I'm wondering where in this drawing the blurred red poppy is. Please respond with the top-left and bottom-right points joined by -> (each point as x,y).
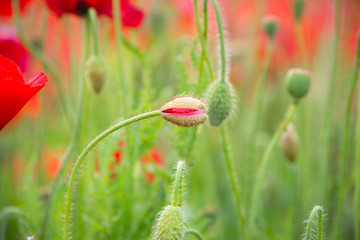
141,148 -> 164,183
0,55 -> 48,131
0,0 -> 32,17
0,26 -> 29,73
45,0 -> 144,27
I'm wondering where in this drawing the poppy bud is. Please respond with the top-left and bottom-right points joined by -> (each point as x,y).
280,123 -> 299,163
151,205 -> 186,240
262,15 -> 279,40
285,68 -> 311,100
293,0 -> 305,21
161,96 -> 208,127
85,55 -> 107,94
206,80 -> 235,127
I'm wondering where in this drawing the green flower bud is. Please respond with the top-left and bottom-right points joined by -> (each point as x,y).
85,55 -> 107,94
262,15 -> 279,40
286,68 -> 311,100
293,0 -> 305,21
206,80 -> 235,127
152,205 -> 186,240
280,123 -> 299,163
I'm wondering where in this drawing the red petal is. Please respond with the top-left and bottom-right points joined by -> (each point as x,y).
162,108 -> 203,117
0,55 -> 48,131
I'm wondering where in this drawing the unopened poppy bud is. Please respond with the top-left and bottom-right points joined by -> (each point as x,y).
286,68 -> 311,100
293,0 -> 305,21
85,55 -> 107,94
151,205 -> 186,240
206,80 -> 235,127
280,123 -> 299,163
262,15 -> 279,40
161,96 -> 208,127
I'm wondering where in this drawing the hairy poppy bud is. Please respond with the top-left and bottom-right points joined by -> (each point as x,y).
286,68 -> 311,100
161,96 -> 208,127
293,0 -> 305,21
280,123 -> 299,163
85,55 -> 107,94
151,205 -> 186,240
262,15 -> 279,40
206,80 -> 235,126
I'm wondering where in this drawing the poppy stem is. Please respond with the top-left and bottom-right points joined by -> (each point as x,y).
209,0 -> 227,83
248,102 -> 298,238
112,0 -> 129,117
39,16 -> 90,240
193,0 -> 214,82
62,110 -> 161,240
185,229 -> 204,240
354,32 -> 360,240
88,8 -> 99,56
220,125 -> 246,238
249,39 -> 274,167
321,0 -> 340,208
333,31 -> 360,240
12,0 -> 71,124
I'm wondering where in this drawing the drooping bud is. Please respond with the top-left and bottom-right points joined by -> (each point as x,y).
262,15 -> 279,40
161,96 -> 208,127
285,68 -> 311,100
293,0 -> 305,21
206,80 -> 235,127
151,205 -> 186,240
279,123 -> 299,163
151,161 -> 188,240
85,55 -> 107,94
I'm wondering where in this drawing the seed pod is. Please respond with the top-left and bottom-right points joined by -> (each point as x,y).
262,15 -> 279,40
85,55 -> 107,94
206,80 -> 235,127
280,123 -> 299,163
285,68 -> 311,100
160,96 -> 208,127
151,205 -> 186,240
293,0 -> 305,21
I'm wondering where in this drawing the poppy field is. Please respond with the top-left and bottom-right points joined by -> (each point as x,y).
1,0 -> 360,239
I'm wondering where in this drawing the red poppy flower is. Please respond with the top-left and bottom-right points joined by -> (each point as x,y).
141,148 -> 164,183
0,0 -> 32,17
0,55 -> 48,131
0,26 -> 29,73
45,0 -> 144,28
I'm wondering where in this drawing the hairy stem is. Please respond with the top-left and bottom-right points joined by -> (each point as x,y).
304,206 -> 324,240
39,16 -> 90,240
221,125 -> 246,238
193,0 -> 214,82
249,102 -> 298,237
209,0 -> 227,82
186,229 -> 203,240
62,110 -> 161,240
171,161 -> 187,207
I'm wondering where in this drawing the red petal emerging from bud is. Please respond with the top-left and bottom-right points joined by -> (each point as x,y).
161,96 -> 208,127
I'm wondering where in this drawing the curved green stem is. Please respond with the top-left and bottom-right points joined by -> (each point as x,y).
89,8 -> 99,55
333,30 -> 360,240
221,125 -> 246,237
193,0 -> 214,82
249,102 -> 298,237
39,17 -> 90,240
186,229 -> 203,240
112,0 -> 128,117
304,206 -> 324,240
209,0 -> 227,82
62,110 -> 161,240
12,0 -> 71,122
294,20 -> 307,67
